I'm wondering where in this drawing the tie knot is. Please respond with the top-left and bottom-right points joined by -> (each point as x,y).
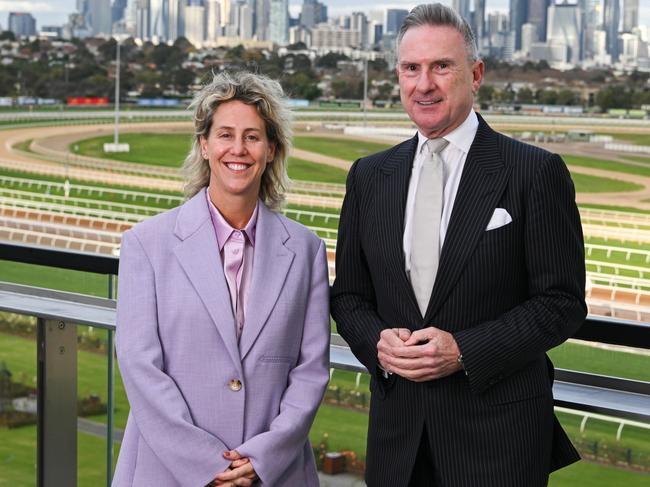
426,138 -> 448,155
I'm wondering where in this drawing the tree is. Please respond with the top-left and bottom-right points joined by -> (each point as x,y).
226,45 -> 246,61
375,83 -> 394,100
281,72 -> 320,100
98,38 -> 117,62
173,36 -> 195,55
516,87 -> 534,104
330,76 -> 363,99
0,31 -> 16,41
286,41 -> 307,51
536,89 -> 558,105
316,52 -> 349,69
173,68 -> 195,94
368,59 -> 389,72
477,84 -> 495,104
495,87 -> 515,103
628,70 -> 650,86
556,89 -> 579,106
283,53 -> 312,72
595,85 -> 633,111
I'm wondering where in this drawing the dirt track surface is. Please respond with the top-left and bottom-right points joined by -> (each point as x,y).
3,122 -> 650,209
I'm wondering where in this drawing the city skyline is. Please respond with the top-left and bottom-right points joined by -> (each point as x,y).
1,0 -> 649,33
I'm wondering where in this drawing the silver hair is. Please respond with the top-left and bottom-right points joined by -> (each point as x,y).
397,3 -> 479,61
182,70 -> 292,212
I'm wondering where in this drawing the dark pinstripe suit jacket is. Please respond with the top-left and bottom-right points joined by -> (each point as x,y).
331,114 -> 587,487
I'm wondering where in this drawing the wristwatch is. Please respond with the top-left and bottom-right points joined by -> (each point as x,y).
457,353 -> 467,375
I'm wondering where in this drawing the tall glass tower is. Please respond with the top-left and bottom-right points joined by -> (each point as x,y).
603,0 -> 620,60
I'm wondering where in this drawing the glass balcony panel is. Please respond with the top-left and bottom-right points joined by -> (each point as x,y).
0,261 -> 110,297
549,340 -> 650,383
0,312 -> 38,484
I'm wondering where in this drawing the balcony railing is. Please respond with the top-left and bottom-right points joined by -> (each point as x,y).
1,241 -> 650,486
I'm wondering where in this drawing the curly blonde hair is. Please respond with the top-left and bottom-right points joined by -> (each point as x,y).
182,70 -> 292,211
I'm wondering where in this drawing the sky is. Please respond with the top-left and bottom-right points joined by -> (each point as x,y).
0,0 -> 648,35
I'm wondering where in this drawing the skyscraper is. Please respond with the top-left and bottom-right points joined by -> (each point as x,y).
87,0 -> 112,35
8,12 -> 36,37
473,0 -> 486,48
603,0 -> 620,60
270,0 -> 289,45
255,0 -> 271,41
623,0 -> 639,32
351,12 -> 369,49
112,0 -> 128,23
221,0 -> 231,28
239,1 -> 254,39
135,0 -> 150,40
150,0 -> 169,42
509,0 -> 528,50
168,0 -> 185,40
300,0 -> 317,29
205,0 -> 221,42
547,2 -> 581,65
583,0 -> 600,59
526,0 -> 549,42
452,0 -> 471,24
184,3 -> 205,45
385,9 -> 408,36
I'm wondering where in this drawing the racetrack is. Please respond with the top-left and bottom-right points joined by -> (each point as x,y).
4,121 -> 650,210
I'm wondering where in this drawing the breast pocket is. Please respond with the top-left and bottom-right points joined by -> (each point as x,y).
259,355 -> 295,365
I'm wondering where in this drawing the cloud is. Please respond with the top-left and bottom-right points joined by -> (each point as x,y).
0,1 -> 54,13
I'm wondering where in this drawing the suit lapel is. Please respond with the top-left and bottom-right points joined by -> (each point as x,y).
239,203 -> 295,361
424,116 -> 511,323
172,190 -> 242,373
377,135 -> 422,323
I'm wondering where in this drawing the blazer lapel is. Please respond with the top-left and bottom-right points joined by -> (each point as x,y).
172,190 -> 242,372
424,116 -> 511,323
377,135 -> 422,323
239,203 -> 295,361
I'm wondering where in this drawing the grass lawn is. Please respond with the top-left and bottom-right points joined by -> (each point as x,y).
309,405 -> 369,462
550,341 -> 650,382
579,203 -> 650,215
564,154 -> 650,178
0,332 -> 130,430
571,173 -> 642,193
2,331 -> 650,484
0,262 -> 112,297
288,157 -> 348,184
0,424 -> 119,487
585,236 -> 650,268
549,460 -> 650,486
605,133 -> 650,146
622,156 -> 650,165
73,134 -> 350,184
0,166 -> 182,204
72,133 -> 191,168
293,135 -> 392,161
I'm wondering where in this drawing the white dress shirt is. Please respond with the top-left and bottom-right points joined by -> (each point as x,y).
403,110 -> 479,276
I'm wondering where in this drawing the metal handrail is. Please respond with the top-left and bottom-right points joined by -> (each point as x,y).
2,241 -> 650,485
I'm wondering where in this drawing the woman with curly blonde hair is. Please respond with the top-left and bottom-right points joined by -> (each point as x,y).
114,71 -> 330,487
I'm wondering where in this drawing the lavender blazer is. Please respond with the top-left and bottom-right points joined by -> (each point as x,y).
113,188 -> 330,487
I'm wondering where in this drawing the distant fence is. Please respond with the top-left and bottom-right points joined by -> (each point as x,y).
604,143 -> 650,155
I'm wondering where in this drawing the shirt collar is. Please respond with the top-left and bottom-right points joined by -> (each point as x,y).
206,190 -> 258,251
416,109 -> 479,157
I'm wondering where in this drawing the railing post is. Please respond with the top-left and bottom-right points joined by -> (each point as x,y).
107,273 -> 116,486
37,318 -> 77,487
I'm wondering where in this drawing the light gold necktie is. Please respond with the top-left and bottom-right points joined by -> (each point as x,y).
411,138 -> 448,317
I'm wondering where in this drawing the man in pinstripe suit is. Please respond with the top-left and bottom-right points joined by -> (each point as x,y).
331,4 -> 586,486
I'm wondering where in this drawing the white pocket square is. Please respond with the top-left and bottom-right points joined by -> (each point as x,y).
486,208 -> 512,231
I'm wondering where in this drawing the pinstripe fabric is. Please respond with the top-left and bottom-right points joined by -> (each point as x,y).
331,114 -> 586,487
